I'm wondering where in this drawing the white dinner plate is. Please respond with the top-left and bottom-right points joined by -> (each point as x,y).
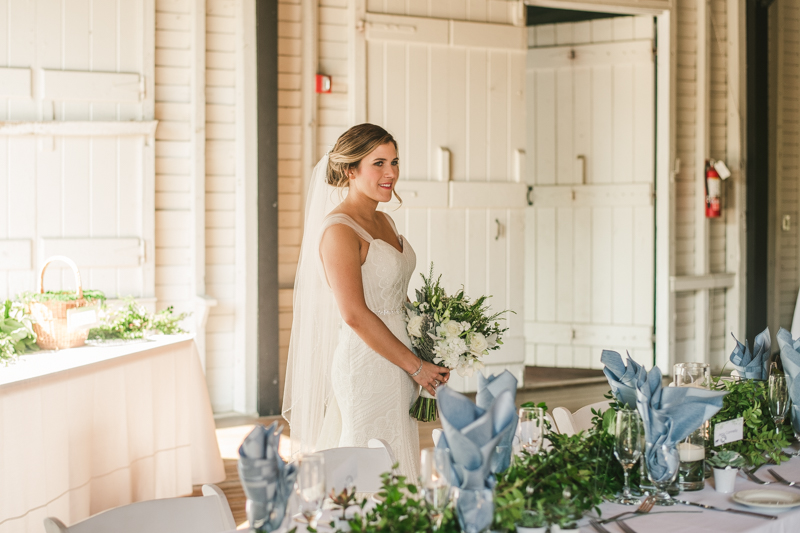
733,489 -> 800,509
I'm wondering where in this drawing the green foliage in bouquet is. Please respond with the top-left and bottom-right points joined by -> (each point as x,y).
18,289 -> 106,303
88,299 -> 189,340
0,300 -> 38,363
707,375 -> 791,468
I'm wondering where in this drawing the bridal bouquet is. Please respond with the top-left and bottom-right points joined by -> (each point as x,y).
404,264 -> 511,422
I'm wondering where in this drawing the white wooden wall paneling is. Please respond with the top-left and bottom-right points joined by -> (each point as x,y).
694,0 -> 711,367
725,0 -> 745,351
531,184 -> 653,207
235,0 -> 258,415
364,12 -> 526,50
0,241 -> 32,270
42,70 -> 143,103
526,40 -> 653,68
0,68 -> 32,98
0,121 -> 157,136
40,238 -> 144,267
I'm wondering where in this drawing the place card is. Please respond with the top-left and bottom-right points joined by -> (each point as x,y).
67,305 -> 99,331
714,417 -> 744,446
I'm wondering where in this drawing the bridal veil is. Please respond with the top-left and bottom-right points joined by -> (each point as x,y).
282,154 -> 346,456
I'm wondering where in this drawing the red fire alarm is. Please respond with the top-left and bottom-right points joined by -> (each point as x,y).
315,74 -> 332,93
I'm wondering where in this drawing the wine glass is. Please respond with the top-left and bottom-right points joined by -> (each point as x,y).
614,409 -> 644,505
519,407 -> 545,455
646,444 -> 680,506
420,447 -> 452,530
296,453 -> 326,528
768,374 -> 790,435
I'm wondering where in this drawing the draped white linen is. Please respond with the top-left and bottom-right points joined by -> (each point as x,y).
0,336 -> 224,532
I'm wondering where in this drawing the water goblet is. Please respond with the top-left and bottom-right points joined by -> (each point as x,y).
296,453 -> 326,529
420,447 -> 452,531
673,362 -> 711,389
614,408 -> 644,505
646,444 -> 680,506
768,374 -> 790,435
519,407 -> 545,455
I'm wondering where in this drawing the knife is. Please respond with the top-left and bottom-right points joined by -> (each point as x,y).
674,499 -> 777,520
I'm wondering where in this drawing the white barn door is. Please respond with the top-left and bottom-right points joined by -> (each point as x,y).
361,13 -> 528,391
525,28 -> 656,369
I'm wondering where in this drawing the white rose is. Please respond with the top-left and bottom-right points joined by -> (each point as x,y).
469,332 -> 488,354
443,320 -> 462,338
486,333 -> 498,349
473,360 -> 485,373
406,315 -> 424,337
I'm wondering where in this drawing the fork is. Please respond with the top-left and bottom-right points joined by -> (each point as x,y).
616,520 -> 638,533
768,468 -> 800,490
599,496 -> 655,524
588,518 -> 613,533
743,468 -> 776,485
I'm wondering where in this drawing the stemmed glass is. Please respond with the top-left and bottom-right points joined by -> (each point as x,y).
768,374 -> 791,435
296,453 -> 326,529
420,447 -> 452,531
614,409 -> 644,505
646,444 -> 680,506
519,407 -> 545,455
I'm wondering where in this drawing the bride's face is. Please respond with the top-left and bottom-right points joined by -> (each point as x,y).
348,142 -> 399,203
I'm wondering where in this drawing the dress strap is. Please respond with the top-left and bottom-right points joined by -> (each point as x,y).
321,213 -> 374,243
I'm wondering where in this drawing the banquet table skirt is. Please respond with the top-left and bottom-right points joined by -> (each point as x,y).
0,337 -> 225,532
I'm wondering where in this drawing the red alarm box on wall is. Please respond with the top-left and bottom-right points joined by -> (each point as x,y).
315,74 -> 332,93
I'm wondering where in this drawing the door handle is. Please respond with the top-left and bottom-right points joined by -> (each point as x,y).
527,185 -> 534,206
576,154 -> 586,184
495,218 -> 504,240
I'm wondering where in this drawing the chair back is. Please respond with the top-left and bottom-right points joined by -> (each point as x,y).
317,438 -> 396,494
43,485 -> 235,533
552,400 -> 612,436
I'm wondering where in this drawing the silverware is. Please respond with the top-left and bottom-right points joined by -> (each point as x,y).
743,468 -> 775,485
674,499 -> 777,520
588,518 -> 612,533
768,468 -> 800,489
616,520 -> 638,533
599,496 -> 655,524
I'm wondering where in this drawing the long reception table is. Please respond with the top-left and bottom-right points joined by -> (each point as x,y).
245,453 -> 800,533
0,335 -> 225,533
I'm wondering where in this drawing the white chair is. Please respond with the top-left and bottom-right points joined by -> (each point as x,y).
43,484 -> 235,533
317,438 -> 396,494
552,400 -> 612,436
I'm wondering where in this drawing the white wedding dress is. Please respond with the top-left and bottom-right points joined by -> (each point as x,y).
316,212 -> 420,481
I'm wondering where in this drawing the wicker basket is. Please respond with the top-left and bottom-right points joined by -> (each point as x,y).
29,256 -> 96,350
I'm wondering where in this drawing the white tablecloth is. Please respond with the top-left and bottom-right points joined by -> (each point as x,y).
0,336 -> 225,533
229,453 -> 800,533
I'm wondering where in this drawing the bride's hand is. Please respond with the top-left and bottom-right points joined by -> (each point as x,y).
413,361 -> 450,397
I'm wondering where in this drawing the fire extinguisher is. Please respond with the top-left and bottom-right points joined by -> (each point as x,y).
705,160 -> 721,218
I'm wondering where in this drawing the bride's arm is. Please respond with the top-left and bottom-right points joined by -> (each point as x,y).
320,224 -> 449,397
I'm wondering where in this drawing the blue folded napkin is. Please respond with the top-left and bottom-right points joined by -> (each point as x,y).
238,422 -> 297,531
601,350 -> 646,409
476,370 -> 518,473
730,327 -> 771,380
436,385 -> 516,490
635,366 -> 726,482
777,328 -> 800,437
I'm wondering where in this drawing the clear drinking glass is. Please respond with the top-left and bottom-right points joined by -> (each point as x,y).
614,409 -> 644,505
420,447 -> 452,531
296,453 -> 326,528
646,444 -> 680,506
672,362 -> 711,389
519,407 -> 545,455
677,428 -> 706,491
769,374 -> 790,434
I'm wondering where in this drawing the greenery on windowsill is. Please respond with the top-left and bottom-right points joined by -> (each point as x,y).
87,298 -> 189,341
18,289 -> 106,303
0,300 -> 38,364
707,375 -> 792,468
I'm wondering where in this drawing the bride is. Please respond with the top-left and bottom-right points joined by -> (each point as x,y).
282,123 -> 450,479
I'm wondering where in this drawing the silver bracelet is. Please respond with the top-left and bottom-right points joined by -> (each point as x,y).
409,358 -> 423,377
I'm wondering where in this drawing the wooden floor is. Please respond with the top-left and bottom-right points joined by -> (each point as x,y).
195,368 -> 611,528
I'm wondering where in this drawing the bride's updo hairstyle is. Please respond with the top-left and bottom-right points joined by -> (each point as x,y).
327,123 -> 402,204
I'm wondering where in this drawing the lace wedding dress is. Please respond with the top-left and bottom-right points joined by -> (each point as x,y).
316,212 -> 420,480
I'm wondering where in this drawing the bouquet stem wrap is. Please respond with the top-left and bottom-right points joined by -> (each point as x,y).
410,386 -> 440,422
